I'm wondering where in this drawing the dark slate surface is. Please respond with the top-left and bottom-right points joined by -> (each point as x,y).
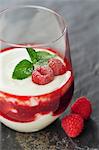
0,0 -> 99,149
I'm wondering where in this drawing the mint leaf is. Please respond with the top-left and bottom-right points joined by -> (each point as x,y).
26,48 -> 38,63
37,51 -> 55,61
12,59 -> 33,80
26,48 -> 55,64
34,51 -> 55,68
34,60 -> 48,69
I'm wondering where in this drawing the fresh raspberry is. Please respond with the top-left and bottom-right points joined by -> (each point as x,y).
61,114 -> 84,138
48,58 -> 66,75
71,97 -> 92,120
32,66 -> 54,85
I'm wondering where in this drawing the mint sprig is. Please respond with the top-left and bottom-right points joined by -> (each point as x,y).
26,48 -> 55,63
12,48 -> 55,80
12,59 -> 33,80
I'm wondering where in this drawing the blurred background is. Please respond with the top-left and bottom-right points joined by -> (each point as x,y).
0,0 -> 99,150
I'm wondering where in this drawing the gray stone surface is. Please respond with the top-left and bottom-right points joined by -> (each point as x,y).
0,0 -> 99,149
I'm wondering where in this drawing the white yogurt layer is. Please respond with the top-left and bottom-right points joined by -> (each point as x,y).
0,48 -> 71,96
0,113 -> 58,132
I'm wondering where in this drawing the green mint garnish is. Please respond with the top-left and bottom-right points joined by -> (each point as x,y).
12,48 -> 56,80
12,59 -> 33,80
26,48 -> 38,64
37,51 -> 55,61
34,59 -> 48,68
26,48 -> 55,63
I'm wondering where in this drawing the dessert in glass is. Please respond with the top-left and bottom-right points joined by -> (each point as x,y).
0,6 -> 74,132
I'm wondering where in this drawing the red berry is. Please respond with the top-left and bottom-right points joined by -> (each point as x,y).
61,114 -> 84,138
32,66 -> 54,85
71,97 -> 92,120
48,58 -> 66,75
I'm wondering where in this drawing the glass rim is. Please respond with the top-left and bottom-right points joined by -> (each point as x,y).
0,5 -> 67,48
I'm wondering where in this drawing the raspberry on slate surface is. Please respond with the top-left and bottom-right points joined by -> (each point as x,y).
61,114 -> 84,138
71,97 -> 92,120
48,58 -> 66,75
32,66 -> 54,85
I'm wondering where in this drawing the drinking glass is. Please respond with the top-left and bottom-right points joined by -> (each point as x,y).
0,5 -> 74,132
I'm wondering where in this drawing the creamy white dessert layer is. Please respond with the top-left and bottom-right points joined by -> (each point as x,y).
0,113 -> 58,132
0,48 -> 71,96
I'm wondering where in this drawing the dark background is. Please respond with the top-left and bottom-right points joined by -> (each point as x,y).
0,0 -> 99,149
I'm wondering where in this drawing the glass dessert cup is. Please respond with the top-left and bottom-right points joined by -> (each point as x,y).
0,5 -> 74,132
